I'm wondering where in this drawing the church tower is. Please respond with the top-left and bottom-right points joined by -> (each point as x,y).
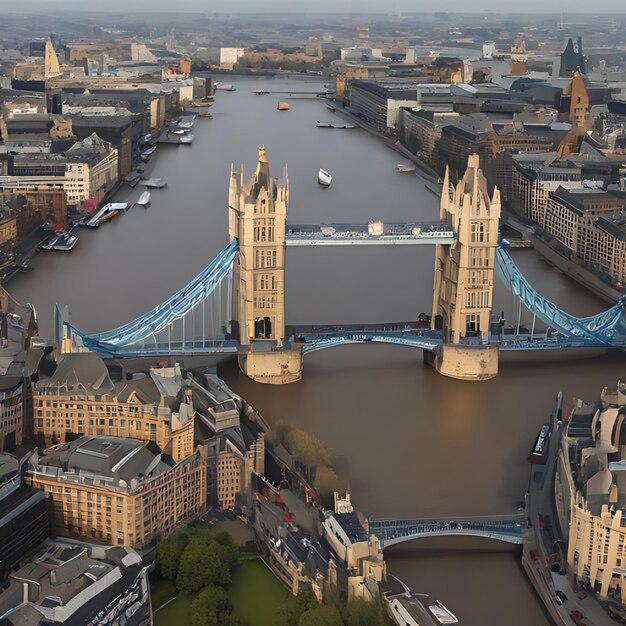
45,37 -> 61,78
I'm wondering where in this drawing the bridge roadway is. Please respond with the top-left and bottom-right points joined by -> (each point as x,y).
368,514 -> 526,548
285,222 -> 455,246
90,328 -> 611,359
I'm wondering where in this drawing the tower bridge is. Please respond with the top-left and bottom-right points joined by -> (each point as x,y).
368,514 -> 526,548
57,146 -> 626,383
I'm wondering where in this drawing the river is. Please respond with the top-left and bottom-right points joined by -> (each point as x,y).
9,75 -> 626,625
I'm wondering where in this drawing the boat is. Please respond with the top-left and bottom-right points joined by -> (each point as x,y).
529,424 -> 551,464
197,111 -> 212,118
85,202 -> 128,227
326,103 -> 336,112
253,90 -> 269,95
140,146 -> 156,160
215,83 -> 235,91
179,134 -> 193,144
52,232 -> 78,251
137,191 -> 151,207
316,120 -> 356,129
396,164 -> 416,173
277,102 -> 290,111
141,178 -> 167,189
318,168 -> 332,186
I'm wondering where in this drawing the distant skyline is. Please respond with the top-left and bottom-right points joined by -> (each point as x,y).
5,0 -> 626,13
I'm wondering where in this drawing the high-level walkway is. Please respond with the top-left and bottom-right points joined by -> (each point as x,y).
286,222 -> 455,245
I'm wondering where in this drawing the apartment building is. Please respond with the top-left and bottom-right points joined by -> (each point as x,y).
63,133 -> 118,206
33,352 -> 195,461
25,435 -> 208,548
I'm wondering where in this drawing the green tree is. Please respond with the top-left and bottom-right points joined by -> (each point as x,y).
213,531 -> 240,573
190,584 -> 229,626
274,592 -> 318,626
298,605 -> 344,626
157,531 -> 189,581
177,538 -> 231,593
346,599 -> 388,626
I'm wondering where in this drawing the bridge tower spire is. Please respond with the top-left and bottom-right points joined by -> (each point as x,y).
228,146 -> 302,384
428,154 -> 500,380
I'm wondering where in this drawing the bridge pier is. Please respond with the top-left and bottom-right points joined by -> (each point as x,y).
424,344 -> 499,381
238,344 -> 303,384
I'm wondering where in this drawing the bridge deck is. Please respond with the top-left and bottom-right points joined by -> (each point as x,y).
369,515 -> 525,547
285,222 -> 455,245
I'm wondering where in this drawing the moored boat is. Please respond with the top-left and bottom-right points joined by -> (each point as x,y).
52,233 -> 78,251
396,164 -> 416,173
277,101 -> 290,111
318,168 -> 332,186
215,83 -> 235,91
85,202 -> 128,227
137,191 -> 151,207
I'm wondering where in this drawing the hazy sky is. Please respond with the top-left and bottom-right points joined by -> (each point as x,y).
6,0 -> 626,13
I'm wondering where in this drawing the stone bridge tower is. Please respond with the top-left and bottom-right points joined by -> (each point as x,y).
428,154 -> 500,380
228,146 -> 302,384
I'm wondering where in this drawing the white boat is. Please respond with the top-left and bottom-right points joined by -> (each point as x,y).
52,234 -> 78,251
318,168 -> 332,186
215,83 -> 235,91
85,202 -> 128,227
137,191 -> 151,207
396,164 -> 416,173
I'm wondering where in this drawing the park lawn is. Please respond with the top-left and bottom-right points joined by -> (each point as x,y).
151,578 -> 192,626
230,558 -> 289,626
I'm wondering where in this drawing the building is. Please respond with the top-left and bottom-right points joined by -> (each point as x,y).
0,188 -> 67,236
220,47 -> 245,70
62,133 -> 118,207
228,145 -> 288,347
349,80 -> 419,131
0,539 -> 151,625
0,454 -> 50,583
560,36 -> 586,77
34,352 -> 197,457
558,381 -> 626,614
25,435 -> 208,548
322,493 -> 386,602
432,155 -> 501,345
0,134 -> 118,210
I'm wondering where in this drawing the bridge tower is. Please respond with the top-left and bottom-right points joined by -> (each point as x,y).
427,154 -> 500,380
228,146 -> 303,384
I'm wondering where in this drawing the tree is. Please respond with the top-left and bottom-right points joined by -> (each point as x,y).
314,464 -> 339,498
190,584 -> 229,626
298,605 -> 344,626
157,532 -> 189,581
213,531 -> 240,573
274,592 -> 319,626
177,538 -> 231,593
346,599 -> 388,626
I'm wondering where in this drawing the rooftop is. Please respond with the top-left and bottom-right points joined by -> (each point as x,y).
29,435 -> 173,489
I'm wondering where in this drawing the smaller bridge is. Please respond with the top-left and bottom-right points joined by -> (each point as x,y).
285,222 -> 455,246
368,514 -> 525,548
